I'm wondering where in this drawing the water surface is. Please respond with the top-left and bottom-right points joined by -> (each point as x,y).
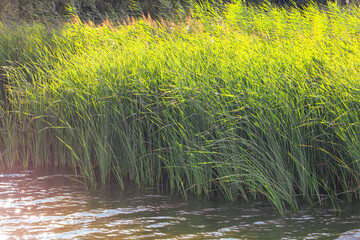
1,170 -> 360,239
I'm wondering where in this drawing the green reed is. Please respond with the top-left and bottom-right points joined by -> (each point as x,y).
1,1 -> 360,213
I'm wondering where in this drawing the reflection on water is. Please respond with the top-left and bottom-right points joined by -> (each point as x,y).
1,170 -> 360,239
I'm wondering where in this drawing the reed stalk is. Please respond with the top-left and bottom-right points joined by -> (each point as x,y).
1,1 -> 360,214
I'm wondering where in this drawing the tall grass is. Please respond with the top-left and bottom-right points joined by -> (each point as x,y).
1,1 -> 360,213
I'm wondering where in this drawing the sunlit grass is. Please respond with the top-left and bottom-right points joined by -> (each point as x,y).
1,1 -> 360,213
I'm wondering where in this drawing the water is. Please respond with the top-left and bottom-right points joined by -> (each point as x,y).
1,170 -> 360,239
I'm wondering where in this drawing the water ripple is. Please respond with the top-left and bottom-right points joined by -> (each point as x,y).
0,171 -> 360,239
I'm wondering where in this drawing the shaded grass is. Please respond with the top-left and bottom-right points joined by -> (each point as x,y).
1,1 -> 360,213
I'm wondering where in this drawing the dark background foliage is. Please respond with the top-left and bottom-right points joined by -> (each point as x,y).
0,0 -> 189,22
0,0 -> 350,22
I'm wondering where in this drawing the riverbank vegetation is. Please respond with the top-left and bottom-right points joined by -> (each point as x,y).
1,1 -> 360,213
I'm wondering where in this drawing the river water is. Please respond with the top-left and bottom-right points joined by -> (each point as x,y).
1,170 -> 360,239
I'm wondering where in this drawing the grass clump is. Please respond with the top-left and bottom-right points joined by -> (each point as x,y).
1,1 -> 360,213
